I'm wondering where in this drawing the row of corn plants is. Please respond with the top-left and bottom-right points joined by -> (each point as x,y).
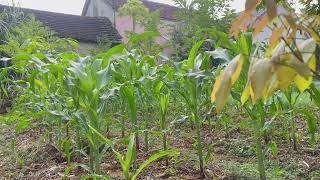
1,3 -> 319,178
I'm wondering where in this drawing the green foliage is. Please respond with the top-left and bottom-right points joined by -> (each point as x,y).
171,0 -> 236,61
118,0 -> 149,33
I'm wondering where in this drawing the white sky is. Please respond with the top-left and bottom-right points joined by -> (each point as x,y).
0,0 -> 246,15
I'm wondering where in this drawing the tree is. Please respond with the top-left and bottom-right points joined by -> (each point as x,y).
118,0 -> 149,33
299,0 -> 320,15
171,0 -> 236,61
173,0 -> 236,33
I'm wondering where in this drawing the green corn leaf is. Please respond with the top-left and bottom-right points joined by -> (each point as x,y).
188,40 -> 205,69
102,44 -> 125,69
124,135 -> 136,176
300,110 -> 317,146
132,150 -> 179,180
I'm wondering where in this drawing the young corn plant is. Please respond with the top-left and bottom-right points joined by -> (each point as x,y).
174,41 -> 213,178
89,126 -> 180,180
65,56 -> 111,174
154,81 -> 171,165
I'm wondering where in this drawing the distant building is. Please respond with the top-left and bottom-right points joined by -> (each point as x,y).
0,4 -> 122,52
82,0 -> 179,56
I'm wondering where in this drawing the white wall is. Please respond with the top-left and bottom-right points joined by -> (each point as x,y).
85,0 -> 115,24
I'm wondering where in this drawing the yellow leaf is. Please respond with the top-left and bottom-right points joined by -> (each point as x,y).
266,0 -> 277,20
249,59 -> 273,102
211,74 -> 222,102
211,55 -> 244,112
274,66 -> 296,90
294,55 -> 316,92
269,27 -> 284,48
230,11 -> 252,37
241,82 -> 251,105
253,16 -> 269,37
214,76 -> 232,113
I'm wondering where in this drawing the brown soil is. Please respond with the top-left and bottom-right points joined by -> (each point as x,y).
0,116 -> 319,180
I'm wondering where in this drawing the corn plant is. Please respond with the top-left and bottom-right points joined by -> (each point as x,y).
174,41 -> 214,178
89,126 -> 180,180
154,81 -> 171,165
63,55 -> 111,174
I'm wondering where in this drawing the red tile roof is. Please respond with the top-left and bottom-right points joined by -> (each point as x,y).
0,4 -> 121,43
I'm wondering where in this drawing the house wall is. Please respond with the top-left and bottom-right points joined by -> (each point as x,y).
115,17 -> 175,57
83,0 -> 176,57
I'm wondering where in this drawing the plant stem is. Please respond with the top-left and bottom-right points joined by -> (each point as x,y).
291,114 -> 297,150
144,114 -> 149,152
253,110 -> 266,180
161,114 -> 168,166
195,112 -> 205,178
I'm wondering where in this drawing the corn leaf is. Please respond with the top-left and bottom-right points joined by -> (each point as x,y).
132,150 -> 180,180
249,59 -> 273,102
211,55 -> 244,112
294,55 -> 316,92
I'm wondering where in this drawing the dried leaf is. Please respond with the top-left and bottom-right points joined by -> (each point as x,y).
249,59 -> 273,102
245,0 -> 261,11
284,15 -> 297,30
230,11 -> 252,37
211,55 -> 244,112
266,0 -> 277,20
269,28 -> 284,47
253,16 -> 269,37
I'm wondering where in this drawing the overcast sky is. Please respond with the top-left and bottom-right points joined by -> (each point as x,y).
0,0 -> 245,15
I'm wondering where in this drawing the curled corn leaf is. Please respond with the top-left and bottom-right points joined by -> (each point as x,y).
211,55 -> 244,112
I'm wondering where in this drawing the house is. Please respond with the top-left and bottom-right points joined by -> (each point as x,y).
0,4 -> 122,52
81,0 -> 178,55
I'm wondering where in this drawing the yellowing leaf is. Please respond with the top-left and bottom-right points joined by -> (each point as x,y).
297,39 -> 316,63
294,55 -> 316,92
249,59 -> 273,102
230,11 -> 252,37
274,66 -> 296,90
287,56 -> 310,79
269,28 -> 284,48
211,55 -> 244,112
211,75 -> 222,102
241,82 -> 251,105
266,0 -> 277,20
253,16 -> 269,37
